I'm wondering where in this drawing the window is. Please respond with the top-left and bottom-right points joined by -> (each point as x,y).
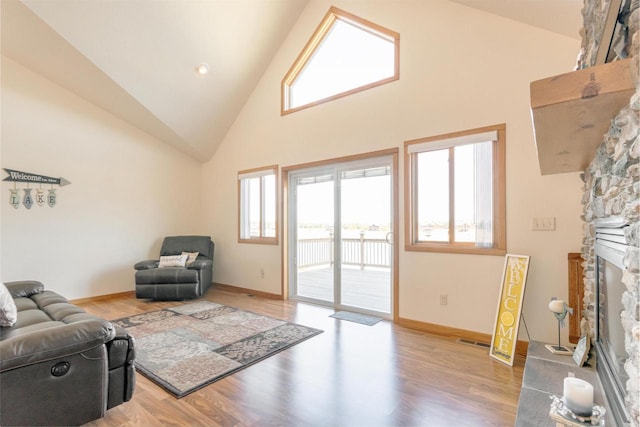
238,166 -> 278,244
404,125 -> 506,255
281,6 -> 399,115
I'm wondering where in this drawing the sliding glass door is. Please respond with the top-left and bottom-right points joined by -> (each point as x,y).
293,170 -> 335,303
289,156 -> 393,316
339,166 -> 391,313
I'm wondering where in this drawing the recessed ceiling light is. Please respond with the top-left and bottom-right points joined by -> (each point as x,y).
196,63 -> 210,75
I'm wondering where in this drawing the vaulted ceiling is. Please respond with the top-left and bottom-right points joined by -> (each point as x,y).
449,0 -> 583,40
1,0 -> 583,162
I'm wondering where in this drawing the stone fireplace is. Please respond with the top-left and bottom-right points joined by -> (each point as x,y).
579,0 -> 639,425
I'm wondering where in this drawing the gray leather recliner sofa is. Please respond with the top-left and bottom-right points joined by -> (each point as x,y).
0,280 -> 135,426
134,235 -> 214,300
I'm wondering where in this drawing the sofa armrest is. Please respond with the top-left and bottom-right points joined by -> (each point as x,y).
134,259 -> 159,270
106,326 -> 136,408
0,319 -> 115,372
4,281 -> 45,298
187,259 -> 212,271
107,326 -> 135,370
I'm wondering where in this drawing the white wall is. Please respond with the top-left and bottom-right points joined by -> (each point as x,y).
201,0 -> 584,344
1,57 -> 203,299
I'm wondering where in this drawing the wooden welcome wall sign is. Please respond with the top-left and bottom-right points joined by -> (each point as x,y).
490,254 -> 530,366
3,168 -> 71,209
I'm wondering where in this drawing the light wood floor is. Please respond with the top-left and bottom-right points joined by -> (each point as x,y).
80,288 -> 525,427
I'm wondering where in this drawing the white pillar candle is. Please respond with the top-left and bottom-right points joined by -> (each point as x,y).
563,377 -> 594,416
549,300 -> 565,314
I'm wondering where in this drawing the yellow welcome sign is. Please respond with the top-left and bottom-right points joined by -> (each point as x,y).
490,254 -> 530,366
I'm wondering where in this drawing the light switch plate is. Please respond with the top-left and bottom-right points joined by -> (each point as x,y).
532,217 -> 556,231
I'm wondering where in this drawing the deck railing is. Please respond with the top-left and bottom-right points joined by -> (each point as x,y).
297,233 -> 390,269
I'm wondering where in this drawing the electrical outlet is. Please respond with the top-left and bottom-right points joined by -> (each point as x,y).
532,217 -> 556,231
260,268 -> 265,279
440,294 -> 448,306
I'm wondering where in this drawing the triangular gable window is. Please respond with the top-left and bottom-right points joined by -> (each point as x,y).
282,7 -> 399,115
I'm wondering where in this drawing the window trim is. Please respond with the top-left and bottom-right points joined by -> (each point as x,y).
238,165 -> 279,245
281,6 -> 400,116
404,124 -> 506,255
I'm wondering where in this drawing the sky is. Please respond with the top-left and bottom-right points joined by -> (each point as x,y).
296,175 -> 391,229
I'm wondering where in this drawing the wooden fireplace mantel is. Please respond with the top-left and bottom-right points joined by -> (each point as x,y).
530,58 -> 635,175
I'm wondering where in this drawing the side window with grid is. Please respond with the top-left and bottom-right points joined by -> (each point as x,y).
404,124 -> 506,255
238,166 -> 278,244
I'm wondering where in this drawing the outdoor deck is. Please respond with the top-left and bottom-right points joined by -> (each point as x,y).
296,266 -> 391,314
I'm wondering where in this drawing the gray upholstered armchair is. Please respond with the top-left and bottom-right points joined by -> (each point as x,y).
134,235 -> 214,300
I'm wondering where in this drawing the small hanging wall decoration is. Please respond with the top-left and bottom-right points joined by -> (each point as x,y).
9,188 -> 19,209
48,189 -> 57,207
3,169 -> 71,209
22,188 -> 33,209
35,188 -> 45,206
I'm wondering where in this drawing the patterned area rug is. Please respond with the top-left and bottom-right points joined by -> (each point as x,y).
112,301 -> 322,398
329,310 -> 383,326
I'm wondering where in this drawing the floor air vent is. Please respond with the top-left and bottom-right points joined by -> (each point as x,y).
457,338 -> 490,349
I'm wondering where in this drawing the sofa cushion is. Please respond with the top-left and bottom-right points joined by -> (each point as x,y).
31,291 -> 69,308
0,284 -> 17,327
14,297 -> 37,312
5,281 -> 44,298
0,319 -> 66,341
9,309 -> 53,330
1,292 -> 107,338
135,267 -> 198,284
44,303 -> 90,322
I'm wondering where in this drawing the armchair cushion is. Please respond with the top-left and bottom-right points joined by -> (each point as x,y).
161,235 -> 213,259
182,251 -> 199,265
158,254 -> 188,268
